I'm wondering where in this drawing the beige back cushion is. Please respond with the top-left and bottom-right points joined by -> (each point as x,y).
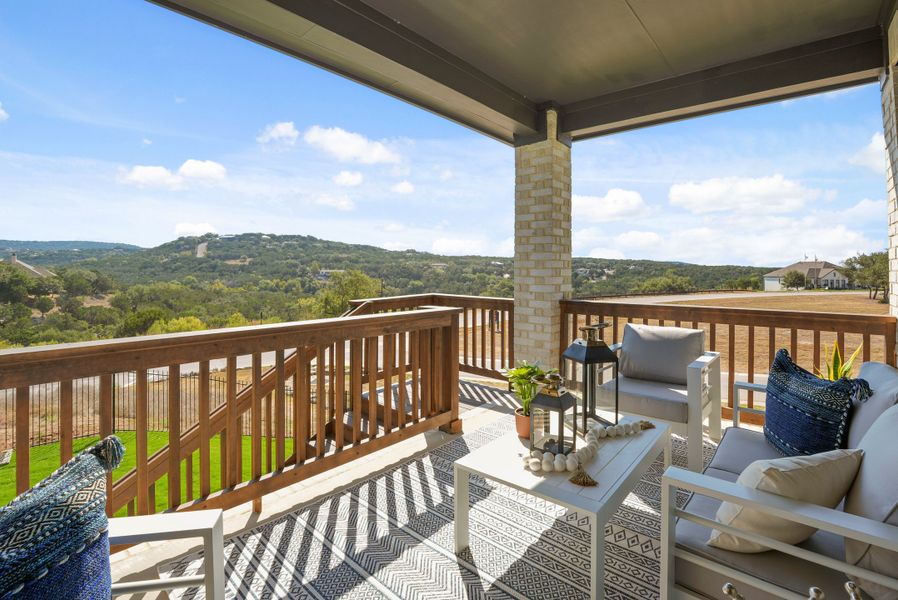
844,403 -> 898,599
847,362 -> 898,449
708,449 -> 864,553
619,324 -> 704,385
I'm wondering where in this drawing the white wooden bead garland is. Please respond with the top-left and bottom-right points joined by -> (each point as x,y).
524,420 -> 654,474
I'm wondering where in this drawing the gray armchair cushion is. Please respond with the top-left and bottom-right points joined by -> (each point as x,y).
843,403 -> 898,599
600,375 -> 689,423
619,324 -> 704,385
847,362 -> 898,449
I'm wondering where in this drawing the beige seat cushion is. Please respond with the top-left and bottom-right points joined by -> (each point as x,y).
707,427 -> 782,476
676,468 -> 850,599
709,449 -> 863,553
847,362 -> 898,449
600,375 -> 689,423
619,324 -> 704,385
844,403 -> 898,599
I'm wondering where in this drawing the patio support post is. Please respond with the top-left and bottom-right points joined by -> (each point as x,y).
884,10 -> 898,322
513,108 -> 572,369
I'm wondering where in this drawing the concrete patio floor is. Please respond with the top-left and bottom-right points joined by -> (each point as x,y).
111,378 -> 739,599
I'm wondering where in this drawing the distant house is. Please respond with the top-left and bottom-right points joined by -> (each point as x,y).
316,269 -> 345,281
3,253 -> 55,278
763,260 -> 849,291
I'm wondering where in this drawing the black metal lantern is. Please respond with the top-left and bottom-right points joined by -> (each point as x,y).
529,372 -> 578,456
563,324 -> 619,429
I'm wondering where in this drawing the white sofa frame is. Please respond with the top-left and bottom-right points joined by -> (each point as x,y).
659,383 -> 898,600
109,508 -> 225,599
607,343 -> 722,472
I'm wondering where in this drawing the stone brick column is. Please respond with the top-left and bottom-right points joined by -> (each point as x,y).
513,109 -> 572,369
884,38 -> 898,317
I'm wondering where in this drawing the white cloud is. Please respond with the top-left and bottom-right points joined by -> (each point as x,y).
257,121 -> 299,146
615,230 -> 662,249
177,159 -> 227,181
333,170 -> 363,187
573,189 -> 648,223
121,159 -> 226,189
838,198 -> 886,222
391,180 -> 415,195
381,241 -> 411,251
849,132 -> 886,173
432,237 -> 487,255
0,102 -> 8,122
304,125 -> 401,164
121,165 -> 183,189
174,97 -> 186,104
439,169 -> 454,181
588,247 -> 625,260
384,222 -> 405,232
142,138 -> 152,146
669,174 -> 819,214
314,193 -> 355,211
175,222 -> 216,237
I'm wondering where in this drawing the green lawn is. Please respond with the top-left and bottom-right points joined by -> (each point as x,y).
0,432 -> 293,515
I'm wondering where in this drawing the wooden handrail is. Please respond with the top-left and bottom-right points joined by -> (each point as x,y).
3,307 -> 462,517
0,309 -> 456,388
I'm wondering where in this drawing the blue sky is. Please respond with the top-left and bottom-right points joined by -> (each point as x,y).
0,1 -> 889,267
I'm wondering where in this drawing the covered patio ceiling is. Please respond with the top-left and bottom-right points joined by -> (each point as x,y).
154,0 -> 890,144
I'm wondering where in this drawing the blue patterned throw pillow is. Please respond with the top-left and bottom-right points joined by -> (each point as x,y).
764,349 -> 870,456
0,435 -> 125,599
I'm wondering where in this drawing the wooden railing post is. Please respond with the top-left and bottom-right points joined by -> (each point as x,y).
167,366 -> 181,509
100,374 -> 113,515
15,386 -> 29,495
440,313 -> 462,434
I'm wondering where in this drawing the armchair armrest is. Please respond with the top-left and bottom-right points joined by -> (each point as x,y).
731,380 -> 766,428
109,509 -> 225,599
687,351 -> 722,442
687,351 -> 720,371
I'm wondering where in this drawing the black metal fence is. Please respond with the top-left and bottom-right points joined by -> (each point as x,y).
0,368 -> 302,451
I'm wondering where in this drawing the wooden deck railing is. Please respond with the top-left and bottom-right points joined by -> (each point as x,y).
0,308 -> 461,516
349,293 -> 514,379
560,299 -> 897,423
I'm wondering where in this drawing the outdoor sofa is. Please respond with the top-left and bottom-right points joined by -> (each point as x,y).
661,361 -> 898,599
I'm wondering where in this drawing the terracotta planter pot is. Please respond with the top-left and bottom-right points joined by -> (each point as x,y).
514,407 -> 530,439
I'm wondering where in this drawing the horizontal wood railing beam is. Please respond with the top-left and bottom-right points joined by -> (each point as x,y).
561,300 -> 896,335
0,308 -> 459,388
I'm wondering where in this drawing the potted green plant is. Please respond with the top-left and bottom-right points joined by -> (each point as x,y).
815,341 -> 863,381
504,361 -> 557,438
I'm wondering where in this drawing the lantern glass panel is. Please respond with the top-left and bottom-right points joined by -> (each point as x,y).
529,393 -> 577,456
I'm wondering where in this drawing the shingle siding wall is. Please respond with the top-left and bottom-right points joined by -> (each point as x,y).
883,66 -> 898,317
514,110 -> 572,369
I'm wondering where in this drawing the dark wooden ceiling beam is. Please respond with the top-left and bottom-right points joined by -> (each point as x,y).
562,28 -> 884,141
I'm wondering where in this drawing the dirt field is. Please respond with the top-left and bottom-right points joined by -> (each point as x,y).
663,292 -> 889,381
671,292 -> 888,315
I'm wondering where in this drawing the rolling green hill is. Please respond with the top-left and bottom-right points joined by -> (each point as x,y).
53,232 -> 768,297
1,240 -> 142,267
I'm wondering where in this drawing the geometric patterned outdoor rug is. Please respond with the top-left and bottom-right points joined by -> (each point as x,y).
161,387 -> 715,600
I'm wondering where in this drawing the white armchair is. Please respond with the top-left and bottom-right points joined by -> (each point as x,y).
110,509 -> 225,599
600,323 -> 721,472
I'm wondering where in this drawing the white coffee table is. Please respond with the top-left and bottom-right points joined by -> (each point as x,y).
454,418 -> 670,599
